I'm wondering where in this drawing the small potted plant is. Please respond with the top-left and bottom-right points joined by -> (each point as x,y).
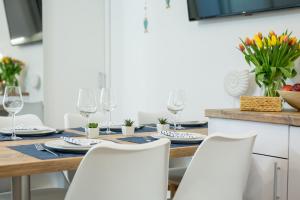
122,119 -> 135,135
87,123 -> 99,139
157,118 -> 170,133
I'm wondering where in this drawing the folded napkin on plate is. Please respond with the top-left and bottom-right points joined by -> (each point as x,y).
160,130 -> 202,139
60,137 -> 100,148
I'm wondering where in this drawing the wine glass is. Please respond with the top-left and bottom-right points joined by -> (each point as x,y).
167,90 -> 185,131
3,86 -> 24,140
77,88 -> 97,133
100,88 -> 117,134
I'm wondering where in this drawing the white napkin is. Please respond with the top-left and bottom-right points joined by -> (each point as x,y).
160,130 -> 202,139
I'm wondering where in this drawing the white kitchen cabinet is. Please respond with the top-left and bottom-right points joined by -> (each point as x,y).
209,118 -> 289,158
244,154 -> 288,200
208,118 -> 289,200
288,126 -> 300,200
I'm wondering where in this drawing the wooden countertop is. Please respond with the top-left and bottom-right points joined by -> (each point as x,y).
205,108 -> 300,127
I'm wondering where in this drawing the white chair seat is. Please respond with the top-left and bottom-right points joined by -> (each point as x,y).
0,188 -> 67,200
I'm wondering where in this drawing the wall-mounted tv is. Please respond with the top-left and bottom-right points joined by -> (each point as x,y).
3,0 -> 42,46
187,0 -> 300,21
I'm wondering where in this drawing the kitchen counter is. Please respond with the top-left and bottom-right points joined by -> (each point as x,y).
205,108 -> 300,127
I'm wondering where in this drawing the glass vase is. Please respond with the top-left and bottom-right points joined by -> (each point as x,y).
262,82 -> 282,97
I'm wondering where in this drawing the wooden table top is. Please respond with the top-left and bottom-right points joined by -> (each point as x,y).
0,128 -> 207,178
205,108 -> 300,126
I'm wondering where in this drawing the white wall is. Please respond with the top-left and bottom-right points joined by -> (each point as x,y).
110,0 -> 300,122
43,0 -> 106,127
0,1 -> 43,102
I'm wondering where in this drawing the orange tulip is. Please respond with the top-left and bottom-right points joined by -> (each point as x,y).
245,37 -> 253,46
239,44 -> 245,52
289,37 -> 297,46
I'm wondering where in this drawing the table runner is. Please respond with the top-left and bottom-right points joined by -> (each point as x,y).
71,122 -> 207,135
71,126 -> 157,134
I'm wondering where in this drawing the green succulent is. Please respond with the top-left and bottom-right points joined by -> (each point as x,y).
124,119 -> 134,127
158,118 -> 168,125
88,123 -> 98,128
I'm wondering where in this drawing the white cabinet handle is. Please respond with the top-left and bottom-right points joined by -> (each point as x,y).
273,162 -> 281,200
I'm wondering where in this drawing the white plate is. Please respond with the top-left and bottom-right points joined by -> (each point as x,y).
152,132 -> 206,143
0,126 -> 56,136
178,120 -> 208,126
44,139 -> 102,152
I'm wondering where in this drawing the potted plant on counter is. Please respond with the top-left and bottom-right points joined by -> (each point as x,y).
87,123 -> 99,139
238,30 -> 300,97
157,118 -> 170,133
122,119 -> 135,135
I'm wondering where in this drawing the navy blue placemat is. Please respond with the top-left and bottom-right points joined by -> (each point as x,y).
71,126 -> 157,135
0,131 -> 82,142
117,136 -> 202,148
9,144 -> 85,160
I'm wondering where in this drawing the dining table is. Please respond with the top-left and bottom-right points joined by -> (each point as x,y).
0,126 -> 207,200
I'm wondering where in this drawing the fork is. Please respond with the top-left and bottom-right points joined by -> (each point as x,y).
34,144 -> 58,157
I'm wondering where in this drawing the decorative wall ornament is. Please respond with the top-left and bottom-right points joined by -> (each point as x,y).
143,0 -> 149,33
224,69 -> 250,97
166,0 -> 171,8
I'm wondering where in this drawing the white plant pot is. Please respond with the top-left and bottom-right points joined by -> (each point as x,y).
157,124 -> 170,133
122,126 -> 135,135
87,128 -> 99,139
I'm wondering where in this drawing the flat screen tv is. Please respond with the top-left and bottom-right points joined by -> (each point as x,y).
187,0 -> 300,21
3,0 -> 42,46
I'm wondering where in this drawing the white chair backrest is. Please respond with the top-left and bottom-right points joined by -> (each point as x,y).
137,111 -> 172,125
19,102 -> 44,122
64,112 -> 105,129
0,114 -> 43,128
65,139 -> 170,200
173,133 -> 256,200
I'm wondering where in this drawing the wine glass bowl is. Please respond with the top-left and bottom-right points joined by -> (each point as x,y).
100,88 -> 117,134
167,90 -> 185,131
3,86 -> 24,140
77,88 -> 97,133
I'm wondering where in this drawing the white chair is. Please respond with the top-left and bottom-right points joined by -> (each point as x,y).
172,133 -> 256,200
65,139 -> 170,200
63,112 -> 106,183
137,111 -> 191,185
0,114 -> 67,199
64,112 -> 105,129
19,101 -> 44,122
137,111 -> 172,125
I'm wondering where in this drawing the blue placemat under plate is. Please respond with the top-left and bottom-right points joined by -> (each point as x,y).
117,136 -> 202,148
8,144 -> 84,160
0,131 -> 83,142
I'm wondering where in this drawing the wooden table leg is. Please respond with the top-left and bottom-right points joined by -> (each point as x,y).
11,176 -> 31,200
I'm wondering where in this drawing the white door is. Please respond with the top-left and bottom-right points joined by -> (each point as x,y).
244,154 -> 288,200
288,126 -> 300,200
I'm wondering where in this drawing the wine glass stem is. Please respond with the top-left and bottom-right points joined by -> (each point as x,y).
85,115 -> 89,134
174,114 -> 177,131
107,111 -> 112,133
12,113 -> 16,139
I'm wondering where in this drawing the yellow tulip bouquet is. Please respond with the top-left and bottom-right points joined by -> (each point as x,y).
0,56 -> 24,87
238,31 -> 300,97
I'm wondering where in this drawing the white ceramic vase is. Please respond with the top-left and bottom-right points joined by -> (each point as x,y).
156,124 -> 170,133
87,128 -> 99,139
122,126 -> 135,135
